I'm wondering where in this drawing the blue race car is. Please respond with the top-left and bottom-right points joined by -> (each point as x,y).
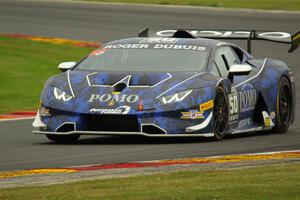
33,29 -> 299,142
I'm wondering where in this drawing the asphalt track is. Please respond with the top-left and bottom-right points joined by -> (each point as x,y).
0,0 -> 300,171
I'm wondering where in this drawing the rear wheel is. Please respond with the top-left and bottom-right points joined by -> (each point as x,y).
213,87 -> 229,140
46,134 -> 80,143
273,77 -> 292,133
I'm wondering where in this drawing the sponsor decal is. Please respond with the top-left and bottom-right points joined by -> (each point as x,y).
103,43 -> 206,51
153,44 -> 206,51
229,93 -> 239,123
239,83 -> 257,112
238,118 -> 252,128
107,100 -> 115,107
90,106 -> 130,115
200,100 -> 214,111
156,30 -> 291,39
139,38 -> 178,44
112,91 -> 121,95
181,110 -> 204,119
104,44 -> 149,49
229,83 -> 257,123
39,107 -> 50,117
88,94 -> 139,103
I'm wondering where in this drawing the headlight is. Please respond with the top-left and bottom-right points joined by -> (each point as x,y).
159,89 -> 192,104
53,87 -> 73,102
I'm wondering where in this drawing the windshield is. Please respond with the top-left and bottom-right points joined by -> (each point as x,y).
74,43 -> 210,72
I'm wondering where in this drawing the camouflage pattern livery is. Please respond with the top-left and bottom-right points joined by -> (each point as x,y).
33,36 -> 296,137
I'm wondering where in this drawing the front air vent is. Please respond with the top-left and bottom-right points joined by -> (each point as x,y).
142,124 -> 166,135
56,123 -> 75,132
114,82 -> 127,92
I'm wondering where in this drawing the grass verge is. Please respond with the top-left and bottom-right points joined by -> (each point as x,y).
1,163 -> 300,200
0,36 -> 94,114
83,0 -> 300,11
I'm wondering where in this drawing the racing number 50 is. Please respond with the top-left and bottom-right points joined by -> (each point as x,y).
229,93 -> 239,123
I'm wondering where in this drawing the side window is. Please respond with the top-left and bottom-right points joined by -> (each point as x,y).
214,47 -> 240,77
212,62 -> 221,77
224,47 -> 240,66
232,46 -> 246,63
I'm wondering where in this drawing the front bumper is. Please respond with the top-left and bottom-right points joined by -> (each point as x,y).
33,107 -> 214,136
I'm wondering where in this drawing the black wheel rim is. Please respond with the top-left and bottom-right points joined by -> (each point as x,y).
279,84 -> 292,126
213,92 -> 228,135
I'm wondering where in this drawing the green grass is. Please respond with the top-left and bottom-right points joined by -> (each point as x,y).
1,163 -> 300,200
0,36 -> 94,114
83,0 -> 300,11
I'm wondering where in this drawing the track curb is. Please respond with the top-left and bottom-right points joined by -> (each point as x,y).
0,33 -> 100,122
0,33 -> 101,48
1,150 -> 299,179
0,111 -> 36,121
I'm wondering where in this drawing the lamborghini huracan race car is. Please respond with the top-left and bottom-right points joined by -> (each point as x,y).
33,29 -> 299,142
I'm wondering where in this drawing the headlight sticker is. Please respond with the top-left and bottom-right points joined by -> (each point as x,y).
160,89 -> 192,104
53,87 -> 72,102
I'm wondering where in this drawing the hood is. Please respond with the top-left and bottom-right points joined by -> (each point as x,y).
42,70 -> 217,114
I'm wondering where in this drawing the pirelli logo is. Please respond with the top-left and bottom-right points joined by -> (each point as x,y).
200,100 -> 214,111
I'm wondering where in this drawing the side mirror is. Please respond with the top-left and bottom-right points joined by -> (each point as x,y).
58,62 -> 76,72
229,63 -> 251,76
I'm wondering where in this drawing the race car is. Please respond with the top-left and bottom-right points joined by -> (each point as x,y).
33,29 -> 299,142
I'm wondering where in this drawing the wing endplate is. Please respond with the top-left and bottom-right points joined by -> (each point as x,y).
288,30 -> 300,53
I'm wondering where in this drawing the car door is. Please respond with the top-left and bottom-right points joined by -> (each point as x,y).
214,46 -> 258,128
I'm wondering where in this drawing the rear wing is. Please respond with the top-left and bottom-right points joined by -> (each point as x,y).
139,28 -> 299,54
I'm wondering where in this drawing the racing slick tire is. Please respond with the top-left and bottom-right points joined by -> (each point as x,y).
273,76 -> 293,133
46,134 -> 80,143
213,87 -> 229,140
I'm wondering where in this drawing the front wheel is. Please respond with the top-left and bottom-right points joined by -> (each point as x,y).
213,87 -> 229,140
46,134 -> 80,143
273,77 -> 293,133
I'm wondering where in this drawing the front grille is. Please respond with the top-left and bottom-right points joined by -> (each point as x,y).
84,114 -> 140,132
